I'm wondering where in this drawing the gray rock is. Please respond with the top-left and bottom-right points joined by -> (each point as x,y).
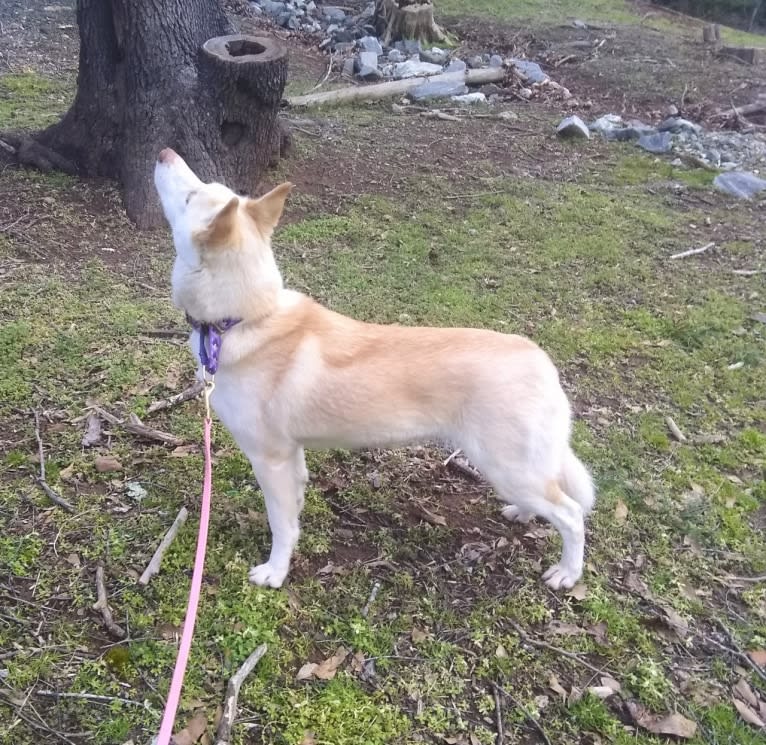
445,58 -> 466,73
452,92 -> 487,104
387,49 -> 405,63
610,127 -> 644,142
637,131 -> 672,154
323,5 -> 346,21
713,171 -> 766,199
658,116 -> 702,135
261,0 -> 287,15
278,11 -> 298,28
326,23 -> 339,34
467,55 -> 485,69
510,59 -> 548,83
250,3 -> 264,14
342,57 -> 355,77
420,46 -> 449,65
355,51 -> 380,79
410,80 -> 468,101
489,54 -> 504,68
403,39 -> 421,55
306,0 -> 316,11
392,59 -> 442,79
589,114 -> 623,135
572,19 -> 589,29
556,115 -> 590,139
358,35 -> 383,55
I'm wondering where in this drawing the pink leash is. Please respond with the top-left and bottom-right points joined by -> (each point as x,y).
155,411 -> 214,745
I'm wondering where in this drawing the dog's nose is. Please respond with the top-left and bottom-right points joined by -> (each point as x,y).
158,148 -> 177,164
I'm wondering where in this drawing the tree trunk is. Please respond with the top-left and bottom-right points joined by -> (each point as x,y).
7,0 -> 288,229
374,0 -> 447,46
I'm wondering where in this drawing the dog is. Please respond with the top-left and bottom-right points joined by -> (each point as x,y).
154,148 -> 595,591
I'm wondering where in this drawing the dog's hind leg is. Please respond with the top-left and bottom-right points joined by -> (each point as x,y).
248,447 -> 308,589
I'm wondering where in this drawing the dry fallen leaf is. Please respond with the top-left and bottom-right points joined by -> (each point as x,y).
659,606 -> 689,640
627,702 -> 697,739
95,455 -> 122,473
313,646 -> 348,680
733,678 -> 759,709
588,685 -> 618,700
170,445 -> 199,457
299,732 -> 316,745
733,698 -> 765,728
568,582 -> 588,600
547,620 -> 586,637
59,463 -> 76,482
748,649 -> 766,666
419,505 -> 447,527
614,499 -> 628,523
411,628 -> 428,644
296,662 -> 318,681
81,412 -> 103,447
495,643 -> 507,658
548,673 -> 567,700
172,711 -> 208,745
600,676 -> 621,693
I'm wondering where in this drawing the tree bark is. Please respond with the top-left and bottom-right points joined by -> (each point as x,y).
6,0 -> 288,229
374,0 -> 447,46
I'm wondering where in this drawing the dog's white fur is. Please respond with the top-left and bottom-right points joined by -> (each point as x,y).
154,149 -> 595,591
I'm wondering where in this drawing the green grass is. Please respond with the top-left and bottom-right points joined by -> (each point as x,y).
0,72 -> 73,130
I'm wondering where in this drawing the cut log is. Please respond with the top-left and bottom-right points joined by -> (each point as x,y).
702,24 -> 720,44
374,0 -> 447,46
717,46 -> 764,65
286,68 -> 506,108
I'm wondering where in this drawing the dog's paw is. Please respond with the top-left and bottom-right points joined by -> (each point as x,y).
249,562 -> 288,589
501,505 -> 533,523
542,563 -> 580,590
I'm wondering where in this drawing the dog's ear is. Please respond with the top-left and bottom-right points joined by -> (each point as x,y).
197,196 -> 240,249
246,182 -> 293,238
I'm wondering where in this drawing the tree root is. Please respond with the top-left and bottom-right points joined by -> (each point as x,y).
0,132 -> 77,174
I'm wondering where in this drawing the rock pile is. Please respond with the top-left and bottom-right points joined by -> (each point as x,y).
557,112 -> 766,199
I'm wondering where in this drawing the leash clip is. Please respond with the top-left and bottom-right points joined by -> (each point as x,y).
202,372 -> 215,421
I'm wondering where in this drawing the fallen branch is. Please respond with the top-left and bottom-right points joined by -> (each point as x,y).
147,381 -> 205,414
123,413 -> 184,446
733,268 -> 766,276
711,100 -> 766,119
670,242 -> 714,260
495,684 -> 552,745
508,620 -> 606,676
138,507 -> 189,586
286,67 -> 506,108
33,410 -> 74,513
0,137 -> 16,155
215,644 -> 268,745
492,683 -> 505,745
361,580 -> 382,618
446,456 -> 482,482
665,416 -> 687,443
35,690 -> 144,707
93,565 -> 126,639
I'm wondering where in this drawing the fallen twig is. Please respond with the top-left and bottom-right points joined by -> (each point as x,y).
723,574 -> 766,583
139,328 -> 189,339
443,190 -> 506,200
665,416 -> 687,443
123,413 -> 184,446
670,242 -> 714,260
147,381 -> 205,414
361,580 -> 382,618
93,565 -> 126,639
33,410 -> 74,512
495,683 -> 552,745
709,620 -> 766,683
446,456 -> 482,482
35,690 -> 144,707
138,507 -> 189,586
215,644 -> 268,745
442,449 -> 462,466
492,683 -> 505,745
508,620 -> 606,676
733,268 -> 766,276
0,692 -> 84,745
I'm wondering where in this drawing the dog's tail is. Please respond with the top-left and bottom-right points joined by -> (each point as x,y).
560,446 -> 595,515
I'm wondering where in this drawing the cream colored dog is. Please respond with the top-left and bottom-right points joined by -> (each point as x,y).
154,148 -> 595,591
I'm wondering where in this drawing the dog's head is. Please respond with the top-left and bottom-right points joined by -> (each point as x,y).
154,148 -> 293,321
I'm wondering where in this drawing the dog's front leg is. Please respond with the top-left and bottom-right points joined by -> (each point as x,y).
248,448 -> 308,589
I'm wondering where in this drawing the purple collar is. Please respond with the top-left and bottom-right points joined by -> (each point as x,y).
186,313 -> 240,376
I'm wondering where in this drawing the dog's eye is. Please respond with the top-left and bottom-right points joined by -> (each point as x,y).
185,191 -> 197,205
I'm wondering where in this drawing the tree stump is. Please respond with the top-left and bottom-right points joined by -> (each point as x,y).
717,46 -> 764,65
374,0 -> 447,46
702,23 -> 720,44
3,0 -> 288,229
